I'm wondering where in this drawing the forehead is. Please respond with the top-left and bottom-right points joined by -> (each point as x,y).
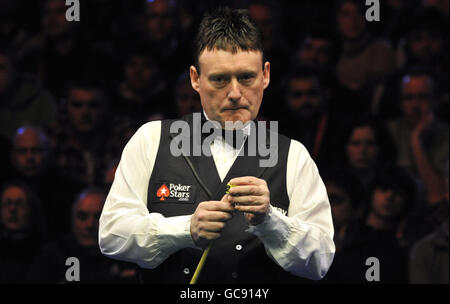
289,77 -> 318,88
402,75 -> 433,92
68,88 -> 100,101
198,49 -> 263,74
2,186 -> 27,201
14,129 -> 43,147
75,193 -> 105,212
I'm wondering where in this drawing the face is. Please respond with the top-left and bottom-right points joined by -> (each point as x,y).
371,186 -> 406,220
346,126 -> 378,170
125,55 -> 156,90
249,4 -> 273,42
145,0 -> 174,41
1,186 -> 31,232
11,128 -> 48,177
287,77 -> 323,120
67,88 -> 104,133
337,2 -> 366,40
401,75 -> 434,127
176,81 -> 202,116
72,192 -> 105,247
299,38 -> 332,69
190,49 -> 270,127
42,0 -> 70,37
326,182 -> 353,229
409,30 -> 443,64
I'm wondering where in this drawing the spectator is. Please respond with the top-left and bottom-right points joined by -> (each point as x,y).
0,44 -> 57,140
0,181 -> 47,283
47,80 -> 131,187
395,7 -> 448,74
340,116 -> 397,192
5,126 -> 83,238
324,165 -> 413,283
111,44 -> 173,124
387,70 -> 449,204
409,218 -> 449,283
27,188 -> 140,283
280,68 -> 347,169
334,0 -> 395,115
174,71 -> 202,117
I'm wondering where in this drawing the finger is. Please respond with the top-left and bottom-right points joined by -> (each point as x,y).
200,221 -> 226,232
229,176 -> 263,186
234,204 -> 264,214
200,200 -> 235,212
230,195 -> 265,206
200,211 -> 233,222
228,185 -> 264,197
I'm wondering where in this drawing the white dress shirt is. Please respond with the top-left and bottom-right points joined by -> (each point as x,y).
99,120 -> 335,280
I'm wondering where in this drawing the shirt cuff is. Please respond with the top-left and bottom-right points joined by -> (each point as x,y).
156,214 -> 198,251
245,205 -> 291,247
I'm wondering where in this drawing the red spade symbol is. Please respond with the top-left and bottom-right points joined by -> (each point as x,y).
157,184 -> 170,201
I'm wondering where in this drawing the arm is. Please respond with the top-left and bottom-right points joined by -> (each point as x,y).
410,110 -> 448,204
244,140 -> 335,280
98,121 -> 196,269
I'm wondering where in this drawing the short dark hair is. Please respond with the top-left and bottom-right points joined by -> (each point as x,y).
193,7 -> 264,73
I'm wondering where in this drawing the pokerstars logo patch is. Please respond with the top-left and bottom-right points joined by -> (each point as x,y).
156,183 -> 193,202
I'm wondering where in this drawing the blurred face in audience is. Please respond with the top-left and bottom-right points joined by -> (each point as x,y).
249,4 -> 274,44
11,128 -> 48,178
125,55 -> 156,90
298,38 -> 332,70
43,0 -> 71,37
370,186 -> 406,221
287,77 -> 323,121
145,0 -> 175,41
346,126 -> 378,170
337,1 -> 366,40
67,88 -> 104,133
401,75 -> 434,127
72,192 -> 105,248
176,80 -> 202,116
1,186 -> 31,232
326,182 -> 354,230
408,30 -> 444,65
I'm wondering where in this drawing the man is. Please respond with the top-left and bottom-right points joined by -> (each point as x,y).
6,126 -> 83,238
99,7 -> 334,283
27,188 -> 140,283
280,68 -> 345,169
387,70 -> 448,204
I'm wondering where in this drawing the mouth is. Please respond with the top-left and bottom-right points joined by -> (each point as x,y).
222,106 -> 248,112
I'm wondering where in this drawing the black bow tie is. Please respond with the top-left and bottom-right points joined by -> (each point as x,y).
199,114 -> 246,149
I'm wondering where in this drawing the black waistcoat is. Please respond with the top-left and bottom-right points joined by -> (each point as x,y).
141,113 -> 300,283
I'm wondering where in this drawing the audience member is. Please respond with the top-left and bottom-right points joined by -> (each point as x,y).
47,81 -> 132,187
27,188 -> 140,283
5,126 -> 83,238
0,181 -> 47,283
0,44 -> 57,140
387,70 -> 448,204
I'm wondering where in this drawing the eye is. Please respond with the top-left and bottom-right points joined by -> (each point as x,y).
238,73 -> 256,85
209,75 -> 230,87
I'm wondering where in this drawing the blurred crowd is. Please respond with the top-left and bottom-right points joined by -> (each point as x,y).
0,0 -> 448,284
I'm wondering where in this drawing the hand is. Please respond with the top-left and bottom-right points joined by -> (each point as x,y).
228,176 -> 270,226
411,107 -> 434,141
190,194 -> 234,248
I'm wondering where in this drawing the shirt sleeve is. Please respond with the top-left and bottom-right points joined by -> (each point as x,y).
98,121 -> 197,269
246,139 -> 335,280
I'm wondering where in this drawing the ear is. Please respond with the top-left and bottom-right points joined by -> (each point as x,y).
263,61 -> 270,89
190,65 -> 200,93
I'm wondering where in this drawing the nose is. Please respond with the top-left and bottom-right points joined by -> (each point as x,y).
227,79 -> 242,102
